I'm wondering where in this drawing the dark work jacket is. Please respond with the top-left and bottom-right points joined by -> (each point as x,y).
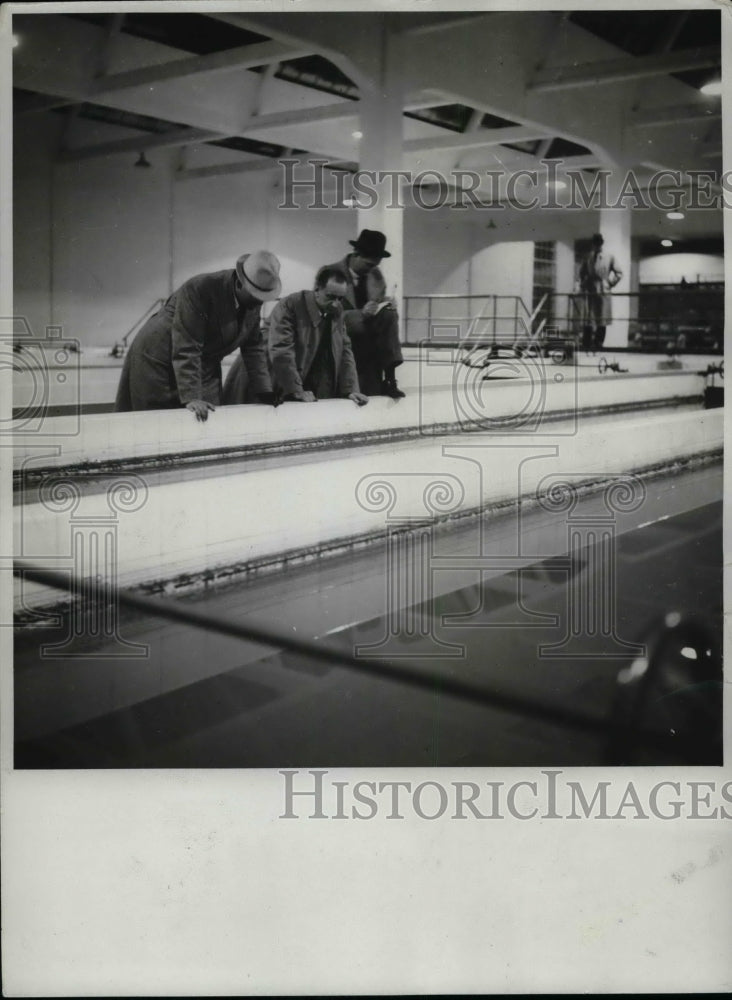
268,290 -> 360,398
115,269 -> 271,411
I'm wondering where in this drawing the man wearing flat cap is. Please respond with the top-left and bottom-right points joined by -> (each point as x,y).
115,250 -> 281,420
325,229 -> 405,399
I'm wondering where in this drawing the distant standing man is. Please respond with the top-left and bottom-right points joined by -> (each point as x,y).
115,251 -> 281,420
268,266 -> 369,406
579,233 -> 623,350
326,229 -> 405,398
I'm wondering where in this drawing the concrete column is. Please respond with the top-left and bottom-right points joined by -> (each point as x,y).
357,15 -> 404,314
628,236 -> 641,345
600,171 -> 633,348
555,239 -> 576,335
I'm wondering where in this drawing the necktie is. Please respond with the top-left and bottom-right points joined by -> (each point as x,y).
353,275 -> 367,309
321,312 -> 333,346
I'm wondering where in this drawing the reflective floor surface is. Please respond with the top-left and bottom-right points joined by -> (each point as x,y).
14,462 -> 723,768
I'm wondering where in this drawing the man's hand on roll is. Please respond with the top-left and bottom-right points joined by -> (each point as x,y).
185,399 -> 216,422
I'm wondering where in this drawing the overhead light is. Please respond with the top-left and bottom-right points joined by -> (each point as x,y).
351,130 -> 363,140
700,79 -> 722,97
666,210 -> 684,220
134,152 -> 151,168
661,239 -> 673,247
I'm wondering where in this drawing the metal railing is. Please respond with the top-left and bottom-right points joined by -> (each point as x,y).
110,297 -> 165,357
404,294 -> 549,351
404,288 -> 723,355
548,290 -> 723,354
13,559 -> 719,761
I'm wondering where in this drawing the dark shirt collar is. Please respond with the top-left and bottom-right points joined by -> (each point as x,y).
305,290 -> 341,327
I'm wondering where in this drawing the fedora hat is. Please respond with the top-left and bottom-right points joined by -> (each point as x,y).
235,251 -> 282,302
349,229 -> 391,259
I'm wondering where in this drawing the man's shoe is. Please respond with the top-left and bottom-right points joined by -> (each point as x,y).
382,378 -> 405,399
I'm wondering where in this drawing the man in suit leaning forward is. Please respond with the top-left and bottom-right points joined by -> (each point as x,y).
268,265 -> 369,406
115,250 -> 280,421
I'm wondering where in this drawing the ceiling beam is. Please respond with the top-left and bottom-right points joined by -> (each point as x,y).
176,155 -> 354,183
243,101 -> 357,132
463,110 -> 484,133
176,157 -> 282,182
249,61 -> 280,118
403,93 -> 450,111
92,13 -> 125,82
57,128 -> 225,163
629,102 -> 722,128
205,11 -> 373,92
53,97 -> 552,165
405,126 -> 548,154
402,13 -> 493,36
545,154 -> 605,170
17,17 -> 125,121
532,12 -> 572,74
530,46 -> 720,92
455,109 -> 485,169
51,101 -> 358,162
58,14 -> 126,155
92,40 -> 313,95
14,92 -> 78,116
428,76 -> 617,171
654,11 -> 692,53
627,11 -> 688,112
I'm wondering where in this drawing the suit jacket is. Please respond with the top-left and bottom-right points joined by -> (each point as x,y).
579,249 -> 623,295
116,269 -> 271,410
268,290 -> 360,398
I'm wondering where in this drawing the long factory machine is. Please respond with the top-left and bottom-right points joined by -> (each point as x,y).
13,347 -> 723,615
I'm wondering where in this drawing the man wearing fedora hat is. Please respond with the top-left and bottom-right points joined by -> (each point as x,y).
578,233 -> 623,351
115,250 -> 281,420
325,229 -> 405,399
